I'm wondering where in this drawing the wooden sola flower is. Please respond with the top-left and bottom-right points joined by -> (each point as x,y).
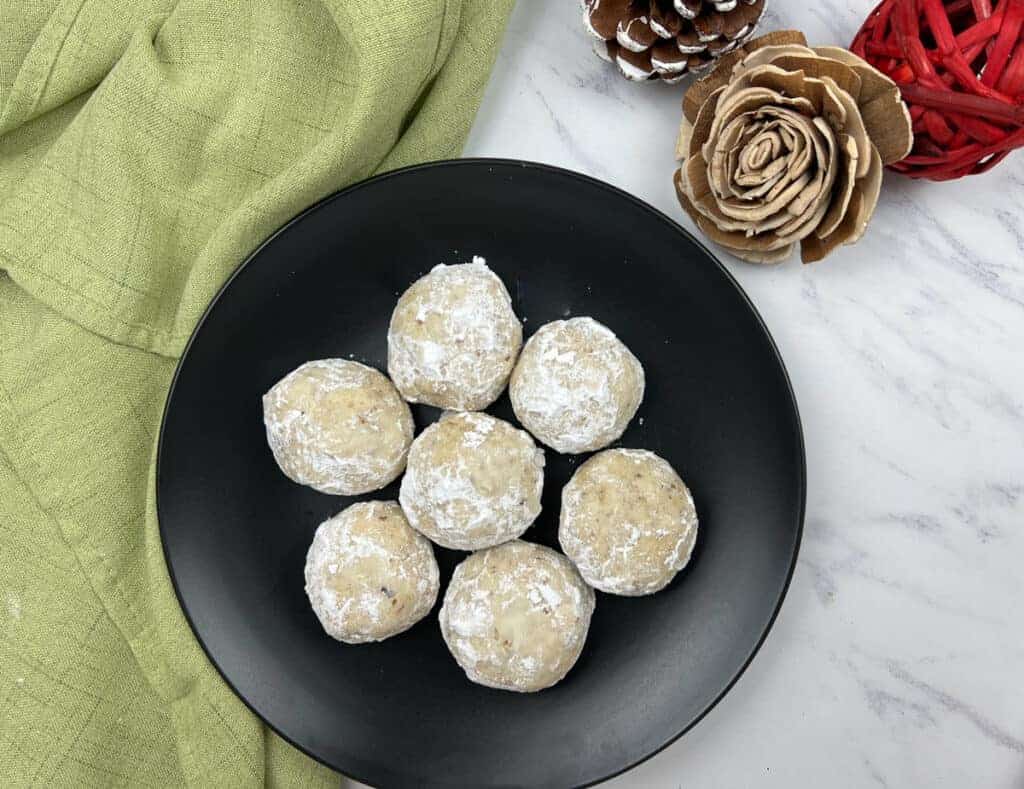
583,0 -> 767,82
674,31 -> 915,264
852,0 -> 1024,180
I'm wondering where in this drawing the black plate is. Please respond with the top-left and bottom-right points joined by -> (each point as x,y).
158,159 -> 805,788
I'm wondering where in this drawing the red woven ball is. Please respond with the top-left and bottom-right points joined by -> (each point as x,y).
852,0 -> 1024,180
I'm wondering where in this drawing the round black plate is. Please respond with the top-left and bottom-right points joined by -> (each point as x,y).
158,160 -> 805,788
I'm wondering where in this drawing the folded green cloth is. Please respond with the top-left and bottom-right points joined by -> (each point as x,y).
0,1 -> 511,785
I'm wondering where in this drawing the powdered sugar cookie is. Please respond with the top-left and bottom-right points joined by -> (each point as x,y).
510,317 -> 644,454
263,359 -> 413,495
388,258 -> 522,410
559,449 -> 697,596
439,541 -> 595,692
400,412 -> 544,551
304,501 -> 439,644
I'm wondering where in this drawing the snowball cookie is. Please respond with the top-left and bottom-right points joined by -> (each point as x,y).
510,317 -> 644,454
387,258 -> 522,410
440,540 -> 596,692
304,501 -> 440,644
263,359 -> 414,496
559,449 -> 698,596
399,411 -> 545,551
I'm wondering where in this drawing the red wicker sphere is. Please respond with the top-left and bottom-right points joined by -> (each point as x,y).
852,0 -> 1024,180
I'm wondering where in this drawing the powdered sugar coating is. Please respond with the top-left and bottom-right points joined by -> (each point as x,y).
510,317 -> 645,454
388,258 -> 522,410
559,449 -> 698,596
400,412 -> 545,551
263,359 -> 413,495
439,541 -> 595,692
304,501 -> 439,644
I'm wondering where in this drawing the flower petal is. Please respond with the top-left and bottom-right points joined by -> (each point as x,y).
735,43 -> 818,75
675,169 -> 796,263
840,144 -> 883,247
816,133 -> 859,240
703,87 -> 816,165
717,170 -> 812,224
812,46 -> 914,165
820,75 -> 871,179
685,86 -> 726,159
682,30 -> 809,122
746,66 -> 848,126
764,54 -> 862,98
801,145 -> 883,262
773,117 -> 838,241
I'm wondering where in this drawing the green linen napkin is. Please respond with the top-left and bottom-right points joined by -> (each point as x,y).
0,1 -> 512,785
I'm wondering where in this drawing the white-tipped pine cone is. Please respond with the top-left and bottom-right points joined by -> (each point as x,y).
583,0 -> 767,83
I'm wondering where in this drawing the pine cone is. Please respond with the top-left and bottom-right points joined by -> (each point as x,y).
584,0 -> 767,83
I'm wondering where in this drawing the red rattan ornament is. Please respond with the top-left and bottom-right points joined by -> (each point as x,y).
852,0 -> 1024,180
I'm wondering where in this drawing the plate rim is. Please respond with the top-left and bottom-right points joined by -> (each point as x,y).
156,157 -> 806,788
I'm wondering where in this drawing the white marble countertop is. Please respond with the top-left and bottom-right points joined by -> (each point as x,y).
348,1 -> 1024,786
